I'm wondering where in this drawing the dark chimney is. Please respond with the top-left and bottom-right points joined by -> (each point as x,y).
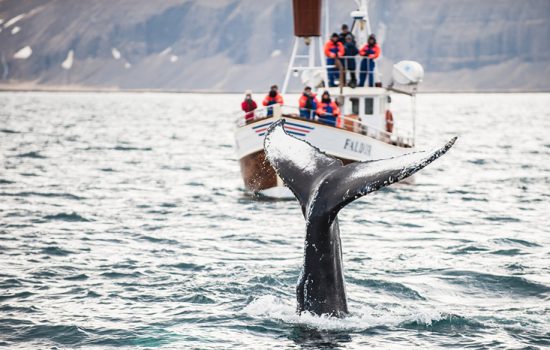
292,0 -> 322,37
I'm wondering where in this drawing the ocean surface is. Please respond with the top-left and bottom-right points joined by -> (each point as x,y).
0,92 -> 549,349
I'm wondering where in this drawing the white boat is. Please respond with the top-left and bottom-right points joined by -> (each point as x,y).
234,0 -> 424,198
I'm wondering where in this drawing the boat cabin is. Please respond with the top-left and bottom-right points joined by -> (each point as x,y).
328,86 -> 390,134
316,86 -> 407,146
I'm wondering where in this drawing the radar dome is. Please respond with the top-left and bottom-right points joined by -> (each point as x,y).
392,61 -> 424,85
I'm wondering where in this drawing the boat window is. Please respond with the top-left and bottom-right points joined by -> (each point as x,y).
364,98 -> 373,115
350,98 -> 359,115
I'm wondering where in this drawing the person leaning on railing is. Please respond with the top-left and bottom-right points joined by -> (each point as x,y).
262,84 -> 284,116
342,34 -> 359,88
241,90 -> 257,123
298,86 -> 319,120
358,34 -> 381,87
324,33 -> 345,88
316,91 -> 340,127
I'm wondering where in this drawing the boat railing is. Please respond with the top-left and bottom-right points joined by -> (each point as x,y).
235,104 -> 413,147
326,56 -> 381,87
237,106 -> 275,127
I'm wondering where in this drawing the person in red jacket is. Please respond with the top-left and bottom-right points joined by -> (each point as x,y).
262,85 -> 284,116
324,33 -> 345,87
316,91 -> 340,127
241,90 -> 257,122
358,34 -> 381,87
298,86 -> 319,120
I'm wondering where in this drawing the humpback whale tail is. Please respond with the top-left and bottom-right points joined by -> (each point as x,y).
264,119 -> 455,317
264,119 -> 457,223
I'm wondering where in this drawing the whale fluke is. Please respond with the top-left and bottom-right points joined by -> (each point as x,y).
263,119 -> 456,317
264,119 -> 456,224
263,120 -> 342,214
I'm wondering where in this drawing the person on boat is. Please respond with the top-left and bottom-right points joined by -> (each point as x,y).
338,24 -> 355,45
324,33 -> 345,87
298,86 -> 318,120
316,91 -> 340,127
241,90 -> 257,122
343,34 -> 359,88
262,85 -> 284,116
358,34 -> 381,87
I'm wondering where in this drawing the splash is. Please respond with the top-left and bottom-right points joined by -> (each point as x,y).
243,295 -> 445,331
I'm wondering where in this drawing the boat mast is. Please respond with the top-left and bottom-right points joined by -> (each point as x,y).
352,0 -> 371,46
282,0 -> 328,94
324,0 -> 330,41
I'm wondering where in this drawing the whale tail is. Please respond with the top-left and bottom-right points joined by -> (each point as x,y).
264,119 -> 456,223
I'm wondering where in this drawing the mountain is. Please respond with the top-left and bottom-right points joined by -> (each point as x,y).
0,0 -> 549,92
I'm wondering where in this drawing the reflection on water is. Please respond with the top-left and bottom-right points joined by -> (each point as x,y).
289,327 -> 353,349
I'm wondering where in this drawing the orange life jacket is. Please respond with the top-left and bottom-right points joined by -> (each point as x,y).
298,93 -> 318,109
316,101 -> 340,117
324,41 -> 345,58
359,43 -> 381,59
262,93 -> 284,106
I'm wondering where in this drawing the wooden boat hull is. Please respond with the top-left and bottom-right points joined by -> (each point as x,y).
239,150 -> 278,193
235,114 -> 413,196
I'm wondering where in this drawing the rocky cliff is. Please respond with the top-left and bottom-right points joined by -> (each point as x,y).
0,0 -> 548,92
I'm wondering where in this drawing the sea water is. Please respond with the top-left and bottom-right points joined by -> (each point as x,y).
0,92 -> 549,349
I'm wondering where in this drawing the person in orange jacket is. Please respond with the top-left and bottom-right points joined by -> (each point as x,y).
316,91 -> 340,127
324,33 -> 345,87
298,86 -> 318,120
358,34 -> 381,87
241,90 -> 257,122
262,84 -> 284,116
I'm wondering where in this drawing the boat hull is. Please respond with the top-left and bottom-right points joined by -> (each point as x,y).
235,115 -> 413,196
239,150 -> 278,193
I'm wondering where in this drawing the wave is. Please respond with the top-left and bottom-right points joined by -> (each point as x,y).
490,248 -> 524,256
401,313 -> 485,332
178,294 -> 215,304
5,324 -> 89,345
243,295 -> 445,331
63,274 -> 89,281
0,278 -> 24,289
0,305 -> 39,313
161,262 -> 207,271
248,275 -> 287,287
0,191 -> 83,200
346,277 -> 425,300
40,246 -> 76,256
43,212 -> 90,222
0,291 -> 34,302
1,322 -> 176,348
113,145 -> 152,151
483,215 -> 521,223
450,245 -> 489,255
135,234 -> 178,245
82,145 -> 152,151
0,128 -> 21,134
100,271 -> 142,279
16,151 -> 46,159
441,270 -> 550,298
492,238 -> 541,247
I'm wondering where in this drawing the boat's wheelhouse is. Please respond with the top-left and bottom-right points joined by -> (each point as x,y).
335,87 -> 390,134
